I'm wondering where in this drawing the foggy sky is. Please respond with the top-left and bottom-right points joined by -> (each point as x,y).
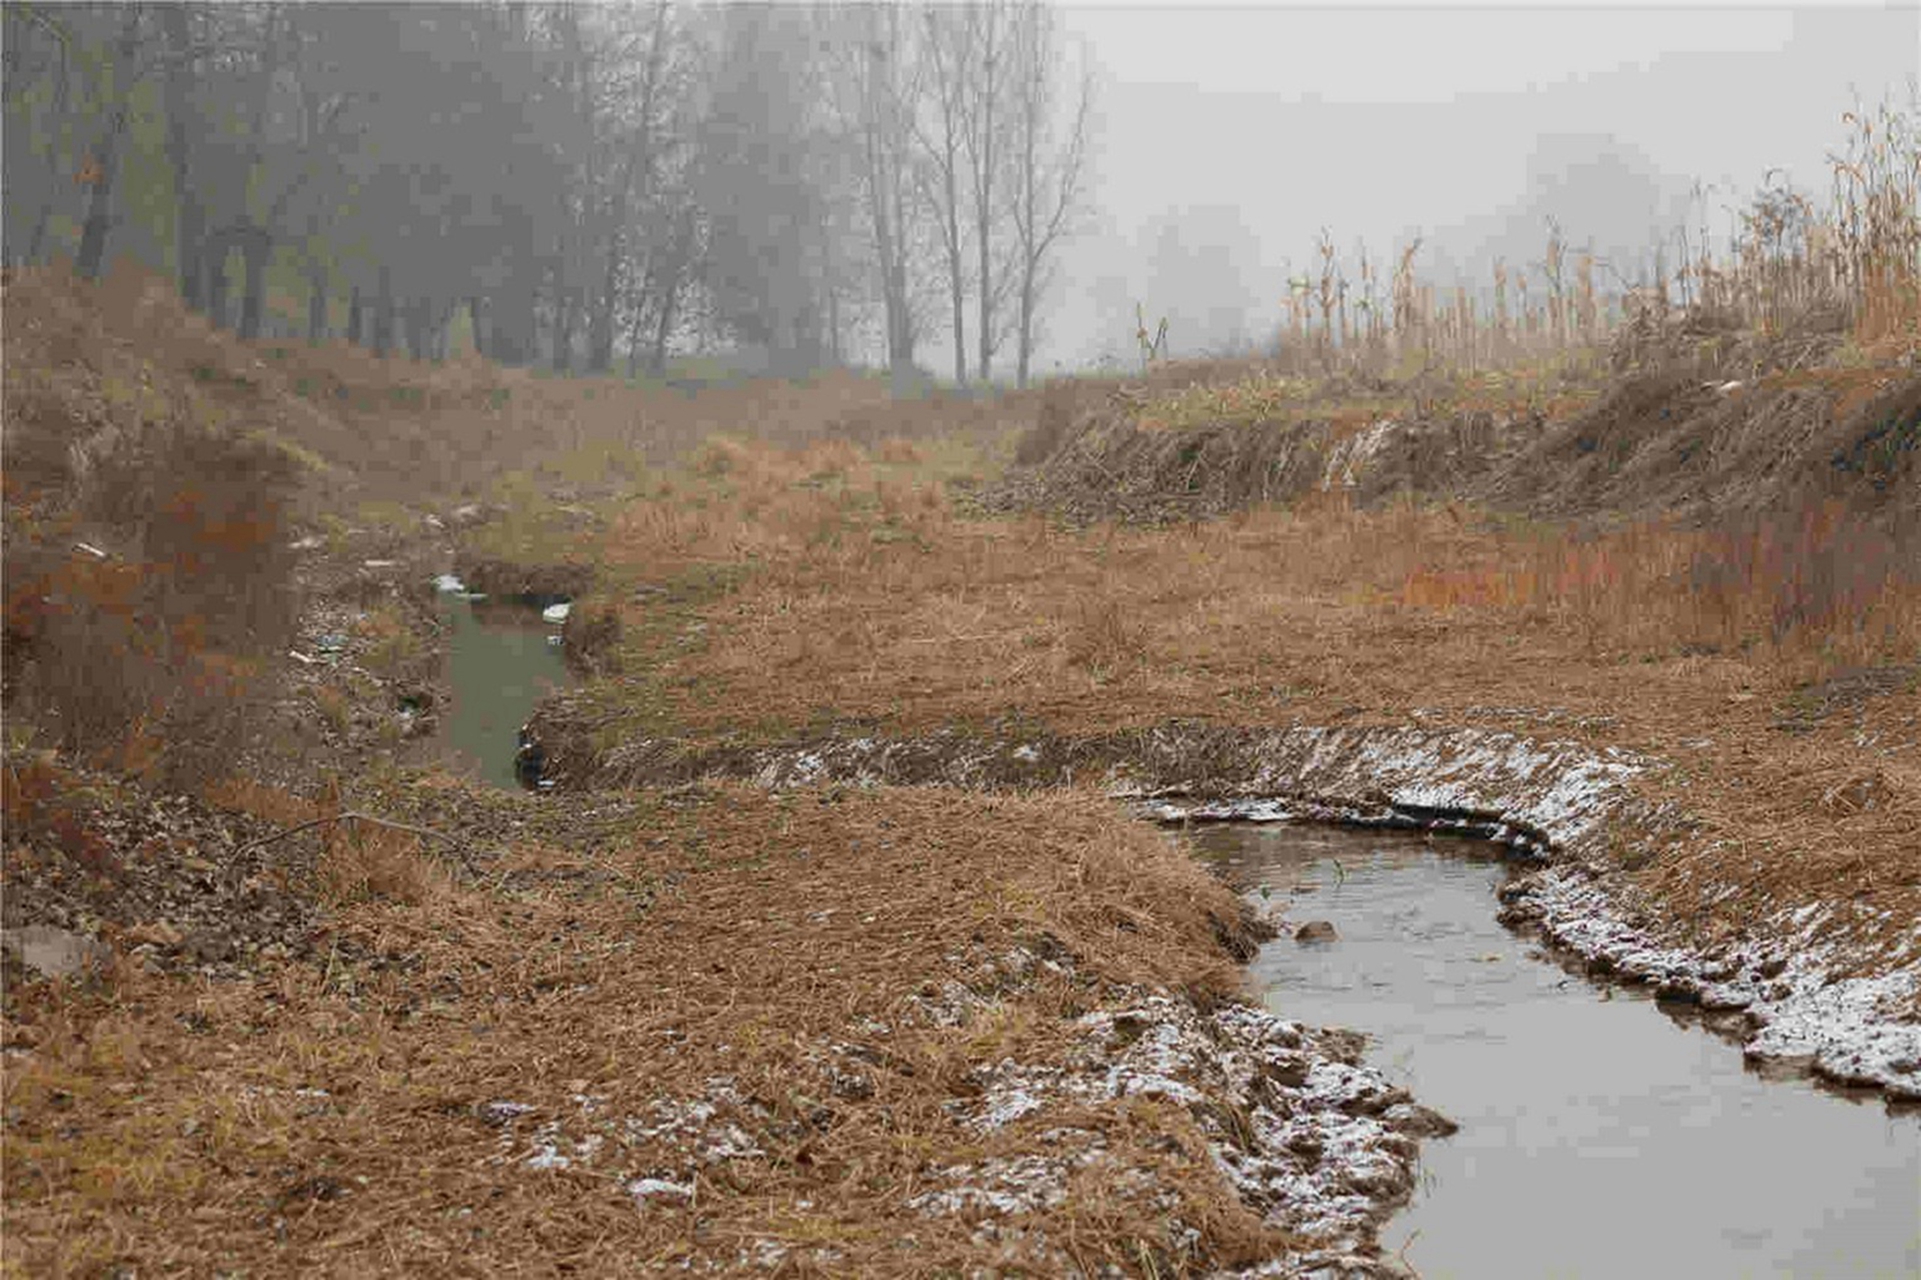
1044,3 -> 1921,371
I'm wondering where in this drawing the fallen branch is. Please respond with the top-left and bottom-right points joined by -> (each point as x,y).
236,810 -> 480,870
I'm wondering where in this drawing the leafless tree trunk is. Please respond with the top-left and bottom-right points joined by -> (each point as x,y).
650,204 -> 698,375
236,223 -> 272,340
371,264 -> 395,356
837,6 -> 921,378
916,8 -> 972,386
158,5 -> 208,310
963,0 -> 1012,383
1007,3 -> 1090,388
75,10 -> 144,281
306,263 -> 329,342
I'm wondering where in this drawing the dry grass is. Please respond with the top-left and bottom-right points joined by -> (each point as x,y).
2,783 -> 1289,1276
200,774 -> 325,827
2,427 -> 300,784
1262,96 -> 1921,379
586,464 -> 1921,733
0,259 -> 1025,789
1397,500 -> 1921,667
1,261 -> 1029,523
557,450 -> 1919,959
5,101 -> 1919,1273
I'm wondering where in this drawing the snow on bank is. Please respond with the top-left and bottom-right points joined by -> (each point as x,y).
925,995 -> 1451,1261
1496,866 -> 1921,1101
474,985 -> 1443,1275
710,720 -> 1920,1099
1137,726 -> 1921,1103
728,723 -> 1655,863
573,716 -> 1918,1269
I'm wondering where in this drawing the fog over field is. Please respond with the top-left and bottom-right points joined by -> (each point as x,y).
5,2 -> 1912,384
7,5 -> 1921,1276
1049,3 -> 1920,370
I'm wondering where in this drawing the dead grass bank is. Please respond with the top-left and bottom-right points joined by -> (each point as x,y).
553,428 -> 1919,968
2,782 -> 1295,1276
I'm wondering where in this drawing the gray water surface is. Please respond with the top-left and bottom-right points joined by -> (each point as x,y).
430,593 -> 570,789
1194,823 -> 1921,1280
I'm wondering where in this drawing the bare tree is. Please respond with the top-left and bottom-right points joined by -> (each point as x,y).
960,0 -> 1015,383
692,5 -> 836,373
72,7 -> 147,281
825,4 -> 927,379
8,0 -> 1097,382
3,4 -> 84,268
913,6 -> 974,385
1006,2 -> 1090,387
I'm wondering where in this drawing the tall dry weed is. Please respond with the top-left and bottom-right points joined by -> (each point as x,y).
1063,588 -> 1149,679
1257,95 -> 1919,380
1396,501 -> 1921,667
317,820 -> 450,907
4,416 -> 300,783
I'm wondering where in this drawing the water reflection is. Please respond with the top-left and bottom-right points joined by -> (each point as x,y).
429,587 -> 570,790
1194,823 -> 1921,1280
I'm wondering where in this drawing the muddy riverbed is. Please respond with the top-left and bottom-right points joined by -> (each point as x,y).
1196,822 -> 1921,1279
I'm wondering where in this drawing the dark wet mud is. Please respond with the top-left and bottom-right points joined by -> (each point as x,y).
1195,823 -> 1921,1280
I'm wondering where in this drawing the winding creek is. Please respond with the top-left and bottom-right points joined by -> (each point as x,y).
1196,822 -> 1921,1279
435,594 -> 1918,1272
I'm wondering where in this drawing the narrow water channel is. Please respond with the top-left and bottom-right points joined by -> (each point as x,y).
428,580 -> 571,789
1193,823 -> 1920,1280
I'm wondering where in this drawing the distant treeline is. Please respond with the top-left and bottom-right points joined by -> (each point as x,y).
1,2 -> 1091,385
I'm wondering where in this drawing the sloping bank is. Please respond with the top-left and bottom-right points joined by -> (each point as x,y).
546,715 -> 1921,1104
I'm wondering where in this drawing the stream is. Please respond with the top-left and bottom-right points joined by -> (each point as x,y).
427,577 -> 571,789
418,581 -> 1917,1272
1193,822 -> 1920,1280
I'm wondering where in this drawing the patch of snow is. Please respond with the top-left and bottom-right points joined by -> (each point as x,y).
525,1121 -> 571,1170
932,996 -> 1428,1253
627,1177 -> 693,1205
909,1154 -> 1085,1216
740,1240 -> 787,1270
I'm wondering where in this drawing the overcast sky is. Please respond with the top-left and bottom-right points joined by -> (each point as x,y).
1039,3 -> 1921,370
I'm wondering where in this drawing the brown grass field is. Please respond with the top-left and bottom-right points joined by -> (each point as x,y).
4,781 -> 1303,1276
4,116 -> 1920,1275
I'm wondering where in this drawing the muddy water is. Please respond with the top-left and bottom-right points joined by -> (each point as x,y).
428,586 -> 570,789
1193,823 -> 1921,1280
